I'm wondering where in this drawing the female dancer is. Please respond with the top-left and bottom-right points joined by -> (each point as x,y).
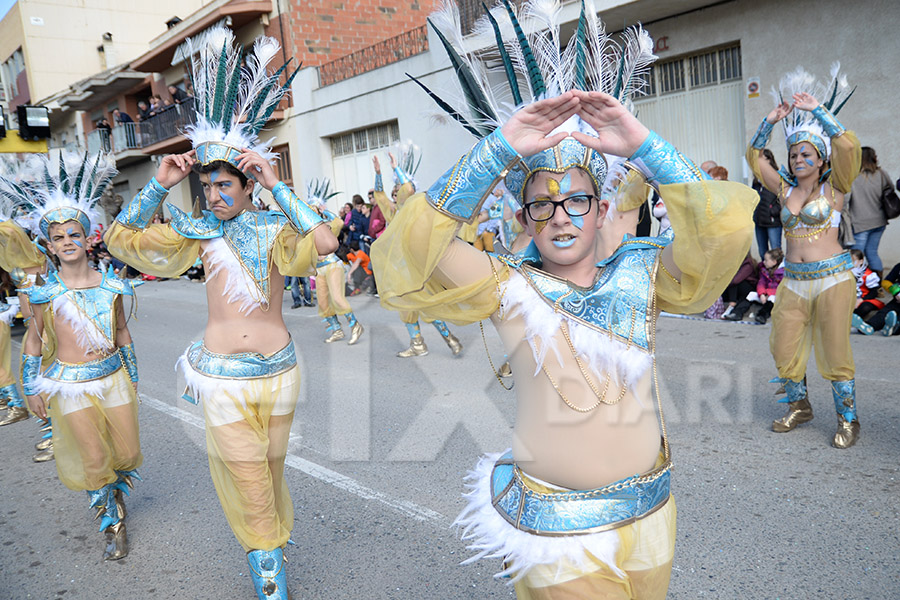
747,64 -> 861,448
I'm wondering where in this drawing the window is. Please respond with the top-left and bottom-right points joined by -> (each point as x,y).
1,49 -> 26,99
637,44 -> 741,98
331,121 -> 400,158
272,144 -> 293,187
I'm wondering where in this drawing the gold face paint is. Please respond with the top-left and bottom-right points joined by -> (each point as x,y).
546,177 -> 560,197
535,220 -> 548,234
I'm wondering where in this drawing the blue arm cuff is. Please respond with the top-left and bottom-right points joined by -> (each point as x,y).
426,129 -> 521,223
750,119 -> 774,150
119,343 -> 138,383
272,182 -> 327,236
374,173 -> 383,192
115,178 -> 168,230
22,354 -> 41,396
811,105 -> 846,138
629,131 -> 708,185
393,167 -> 411,186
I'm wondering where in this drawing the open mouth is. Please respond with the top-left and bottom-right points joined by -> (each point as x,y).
552,233 -> 576,248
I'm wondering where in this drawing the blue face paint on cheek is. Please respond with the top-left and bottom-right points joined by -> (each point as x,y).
72,239 -> 83,248
805,159 -> 815,167
219,191 -> 235,207
570,215 -> 584,230
559,173 -> 572,195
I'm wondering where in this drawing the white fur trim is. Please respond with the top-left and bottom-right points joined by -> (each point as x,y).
35,375 -> 107,401
202,237 -> 266,315
0,303 -> 17,325
51,295 -> 115,355
454,452 -> 623,582
498,271 -> 652,388
175,350 -> 251,407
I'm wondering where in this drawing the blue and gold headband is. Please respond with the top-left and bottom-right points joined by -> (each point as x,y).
505,138 -> 607,203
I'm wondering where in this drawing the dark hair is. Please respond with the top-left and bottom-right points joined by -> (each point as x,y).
764,247 -> 783,265
709,166 -> 728,180
335,244 -> 352,262
850,248 -> 864,261
192,160 -> 249,187
352,194 -> 364,206
761,148 -> 778,171
860,147 -> 878,174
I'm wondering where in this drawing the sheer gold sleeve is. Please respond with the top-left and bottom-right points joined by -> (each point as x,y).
371,193 -> 506,325
656,180 -> 758,314
327,215 -> 343,237
373,190 -> 397,224
272,227 -> 320,278
0,221 -> 44,271
104,222 -> 200,278
829,130 -> 861,194
394,181 -> 415,207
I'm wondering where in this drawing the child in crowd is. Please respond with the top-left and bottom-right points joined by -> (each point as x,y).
726,248 -> 785,323
853,260 -> 900,336
850,249 -> 883,335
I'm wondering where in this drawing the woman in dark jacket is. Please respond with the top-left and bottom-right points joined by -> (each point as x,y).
752,148 -> 782,256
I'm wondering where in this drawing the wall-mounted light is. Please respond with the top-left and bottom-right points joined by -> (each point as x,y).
17,105 -> 50,140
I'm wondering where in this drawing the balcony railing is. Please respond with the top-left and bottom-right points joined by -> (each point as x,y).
318,26 -> 429,86
139,99 -> 196,148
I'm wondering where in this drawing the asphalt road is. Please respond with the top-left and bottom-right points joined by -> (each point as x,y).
0,279 -> 897,599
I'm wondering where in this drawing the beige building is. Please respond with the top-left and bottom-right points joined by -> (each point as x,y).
290,0 -> 900,263
0,0 -> 208,133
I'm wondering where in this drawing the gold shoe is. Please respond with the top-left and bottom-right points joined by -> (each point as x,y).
833,419 -> 860,449
35,437 -> 52,451
33,445 -> 54,463
444,333 -> 463,356
114,489 -> 127,521
0,405 -> 29,426
772,397 -> 813,433
324,328 -> 345,343
0,398 -> 7,409
498,361 -> 512,378
397,335 -> 428,358
103,521 -> 128,560
347,322 -> 364,345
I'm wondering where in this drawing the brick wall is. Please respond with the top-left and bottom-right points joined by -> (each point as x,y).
281,1 -> 428,68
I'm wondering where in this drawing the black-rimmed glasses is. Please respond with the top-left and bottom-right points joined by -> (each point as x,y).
523,194 -> 595,222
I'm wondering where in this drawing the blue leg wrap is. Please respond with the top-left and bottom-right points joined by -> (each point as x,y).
405,322 -> 421,338
432,320 -> 451,338
247,547 -> 289,599
0,384 -> 24,408
324,316 -> 340,332
831,379 -> 857,423
346,312 -> 358,327
778,378 -> 808,404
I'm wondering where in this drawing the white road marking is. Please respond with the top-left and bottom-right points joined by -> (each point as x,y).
139,393 -> 448,527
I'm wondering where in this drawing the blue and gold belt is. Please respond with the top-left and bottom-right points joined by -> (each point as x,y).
43,352 -> 124,383
316,254 -> 340,269
186,340 -> 297,380
783,251 -> 851,281
490,450 -> 671,536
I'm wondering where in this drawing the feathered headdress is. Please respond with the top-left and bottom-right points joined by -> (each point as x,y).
411,0 -> 656,201
391,140 -> 422,189
185,25 -> 300,167
0,151 -> 116,239
305,178 -> 340,208
0,156 -> 21,222
771,62 -> 855,160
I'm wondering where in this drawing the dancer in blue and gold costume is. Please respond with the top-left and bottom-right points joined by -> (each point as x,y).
105,25 -> 337,600
747,64 -> 862,448
373,2 -> 756,597
0,151 -> 143,560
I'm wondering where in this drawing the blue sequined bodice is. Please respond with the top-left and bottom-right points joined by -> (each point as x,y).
169,207 -> 288,302
494,237 -> 669,352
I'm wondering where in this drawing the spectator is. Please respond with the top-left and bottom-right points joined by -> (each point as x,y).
752,148 -> 782,256
346,195 -> 369,250
137,100 -> 152,121
709,166 -> 729,181
721,251 -> 758,319
726,248 -> 784,323
368,201 -> 385,239
848,146 -> 894,276
850,249 -> 883,335
112,108 -> 133,124
168,84 -> 190,104
96,118 -> 112,152
857,262 -> 900,336
340,245 -> 375,296
700,160 -> 718,175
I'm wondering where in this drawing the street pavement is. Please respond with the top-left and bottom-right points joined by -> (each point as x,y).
0,278 -> 897,599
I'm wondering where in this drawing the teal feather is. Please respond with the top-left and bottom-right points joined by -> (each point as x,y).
222,47 -> 244,134
611,47 -> 627,100
573,0 -> 588,91
406,74 -> 483,138
428,18 -> 498,127
43,162 -> 54,194
247,62 -> 290,128
252,62 -> 300,134
501,0 -> 545,96
482,2 -> 522,106
82,157 -> 99,201
58,153 -> 69,195
831,86 -> 856,116
72,152 -> 88,197
210,40 -> 229,124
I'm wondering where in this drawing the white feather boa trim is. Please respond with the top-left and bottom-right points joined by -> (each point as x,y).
51,295 -> 115,355
499,271 -> 652,388
34,374 -> 108,400
0,303 -> 17,325
202,237 -> 266,315
175,350 -> 253,411
454,451 -> 622,582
